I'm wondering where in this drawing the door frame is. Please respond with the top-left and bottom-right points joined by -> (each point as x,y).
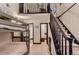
29,23 -> 34,43
40,23 -> 48,44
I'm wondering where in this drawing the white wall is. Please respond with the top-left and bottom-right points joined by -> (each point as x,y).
0,3 -> 19,17
59,4 -> 79,41
50,3 -> 74,17
41,24 -> 47,38
29,24 -> 33,39
8,3 -> 19,15
0,32 -> 12,46
18,13 -> 56,54
19,13 -> 50,43
56,3 -> 74,17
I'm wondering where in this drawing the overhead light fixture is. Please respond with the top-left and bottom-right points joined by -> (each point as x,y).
17,22 -> 22,25
11,20 -> 16,23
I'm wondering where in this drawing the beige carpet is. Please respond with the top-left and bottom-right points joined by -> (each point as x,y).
29,42 -> 50,55
0,42 -> 27,55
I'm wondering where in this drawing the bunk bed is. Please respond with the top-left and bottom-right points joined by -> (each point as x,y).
0,19 -> 30,55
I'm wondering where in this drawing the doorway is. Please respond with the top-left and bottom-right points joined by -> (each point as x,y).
40,23 -> 48,44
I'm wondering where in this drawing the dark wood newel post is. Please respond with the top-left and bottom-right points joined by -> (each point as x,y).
68,38 -> 73,55
21,32 -> 24,42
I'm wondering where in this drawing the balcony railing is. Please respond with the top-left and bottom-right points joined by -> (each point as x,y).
19,3 -> 50,14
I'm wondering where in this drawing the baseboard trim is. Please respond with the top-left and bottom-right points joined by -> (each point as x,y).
33,43 -> 41,44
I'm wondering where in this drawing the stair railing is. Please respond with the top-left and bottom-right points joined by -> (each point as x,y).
50,13 -> 73,55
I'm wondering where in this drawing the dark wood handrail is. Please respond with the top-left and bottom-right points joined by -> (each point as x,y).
58,3 -> 76,18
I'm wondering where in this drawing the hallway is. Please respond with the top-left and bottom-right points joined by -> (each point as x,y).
29,42 -> 50,55
0,3 -> 79,55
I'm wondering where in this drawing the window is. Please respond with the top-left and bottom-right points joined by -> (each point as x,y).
19,3 -> 24,13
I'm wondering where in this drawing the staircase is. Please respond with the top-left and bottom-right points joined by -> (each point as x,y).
49,13 -> 79,55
